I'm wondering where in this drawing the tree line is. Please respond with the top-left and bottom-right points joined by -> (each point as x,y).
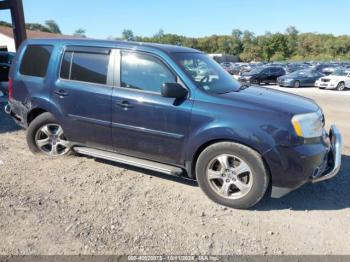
120,27 -> 350,62
1,19 -> 349,62
0,20 -> 86,38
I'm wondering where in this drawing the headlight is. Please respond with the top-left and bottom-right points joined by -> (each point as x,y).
284,78 -> 293,82
291,110 -> 324,138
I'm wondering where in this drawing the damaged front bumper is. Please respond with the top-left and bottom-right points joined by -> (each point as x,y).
271,125 -> 342,198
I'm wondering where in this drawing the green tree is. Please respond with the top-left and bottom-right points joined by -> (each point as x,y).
153,29 -> 165,39
122,29 -> 135,41
73,28 -> 86,38
26,23 -> 51,33
45,20 -> 61,34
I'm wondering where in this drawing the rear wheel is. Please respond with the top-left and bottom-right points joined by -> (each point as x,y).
196,142 -> 269,209
26,112 -> 71,156
293,80 -> 300,88
336,82 -> 345,91
251,79 -> 260,85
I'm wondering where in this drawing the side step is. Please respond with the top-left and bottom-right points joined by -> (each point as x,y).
73,147 -> 183,176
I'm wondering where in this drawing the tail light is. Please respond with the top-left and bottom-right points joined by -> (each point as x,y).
8,78 -> 13,100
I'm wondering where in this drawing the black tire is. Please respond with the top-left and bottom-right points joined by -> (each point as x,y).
196,142 -> 269,209
251,79 -> 260,85
336,82 -> 345,91
293,80 -> 300,88
26,112 -> 71,156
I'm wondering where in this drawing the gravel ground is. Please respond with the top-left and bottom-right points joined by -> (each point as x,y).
0,87 -> 349,255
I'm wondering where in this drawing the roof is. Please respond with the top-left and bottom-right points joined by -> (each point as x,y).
25,38 -> 201,54
0,26 -> 76,39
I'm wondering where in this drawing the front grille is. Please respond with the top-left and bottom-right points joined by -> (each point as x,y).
321,79 -> 330,82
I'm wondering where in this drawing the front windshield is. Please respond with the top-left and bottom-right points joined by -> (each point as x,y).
290,70 -> 310,77
249,67 -> 265,74
173,53 -> 241,93
331,68 -> 348,76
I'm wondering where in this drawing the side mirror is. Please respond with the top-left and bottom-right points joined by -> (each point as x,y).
161,83 -> 188,99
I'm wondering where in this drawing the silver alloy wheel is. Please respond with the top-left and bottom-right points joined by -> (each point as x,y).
206,154 -> 253,199
35,124 -> 70,156
337,82 -> 345,91
294,81 -> 300,88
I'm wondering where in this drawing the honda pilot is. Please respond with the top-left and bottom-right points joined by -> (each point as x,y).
5,39 -> 342,209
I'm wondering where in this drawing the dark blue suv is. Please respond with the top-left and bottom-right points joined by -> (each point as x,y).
5,39 -> 342,209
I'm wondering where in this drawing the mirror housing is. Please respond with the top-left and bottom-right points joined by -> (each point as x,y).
161,83 -> 188,99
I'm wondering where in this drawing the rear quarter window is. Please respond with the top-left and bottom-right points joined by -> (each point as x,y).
19,45 -> 53,77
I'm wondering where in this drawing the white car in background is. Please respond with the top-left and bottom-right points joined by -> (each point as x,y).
315,68 -> 350,91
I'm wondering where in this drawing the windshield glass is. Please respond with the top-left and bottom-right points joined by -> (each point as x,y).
331,68 -> 349,76
173,53 -> 241,93
289,70 -> 311,77
249,67 -> 265,74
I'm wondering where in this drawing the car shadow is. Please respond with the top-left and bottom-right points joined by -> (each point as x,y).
92,153 -> 350,211
255,154 -> 350,211
94,158 -> 198,187
0,99 -> 21,133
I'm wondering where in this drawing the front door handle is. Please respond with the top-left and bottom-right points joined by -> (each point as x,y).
116,101 -> 133,109
54,89 -> 68,97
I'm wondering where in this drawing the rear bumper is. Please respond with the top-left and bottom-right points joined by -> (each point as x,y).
4,100 -> 28,128
266,125 -> 342,198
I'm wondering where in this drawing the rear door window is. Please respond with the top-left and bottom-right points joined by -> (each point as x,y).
60,48 -> 110,85
20,45 -> 53,77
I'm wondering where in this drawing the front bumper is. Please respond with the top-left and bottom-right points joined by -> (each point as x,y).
315,81 -> 337,89
268,125 -> 342,198
311,125 -> 342,183
277,80 -> 294,87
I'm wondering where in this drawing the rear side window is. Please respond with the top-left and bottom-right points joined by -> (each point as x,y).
20,45 -> 53,77
60,50 -> 110,85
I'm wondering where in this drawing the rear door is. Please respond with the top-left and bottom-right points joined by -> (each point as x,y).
111,50 -> 193,165
261,68 -> 271,83
52,46 -> 114,149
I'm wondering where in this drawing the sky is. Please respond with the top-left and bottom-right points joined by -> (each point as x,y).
1,0 -> 349,39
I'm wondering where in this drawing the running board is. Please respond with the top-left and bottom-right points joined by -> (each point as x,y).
73,147 -> 183,176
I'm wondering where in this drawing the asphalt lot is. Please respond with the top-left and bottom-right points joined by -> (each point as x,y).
0,86 -> 349,255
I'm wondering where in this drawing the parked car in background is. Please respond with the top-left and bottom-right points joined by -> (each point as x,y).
0,51 -> 15,95
285,63 -> 310,74
239,66 -> 286,85
315,68 -> 350,91
277,70 -> 324,88
220,62 -> 238,75
5,39 -> 342,209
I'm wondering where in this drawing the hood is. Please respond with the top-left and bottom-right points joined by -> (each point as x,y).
321,76 -> 345,81
217,86 -> 319,115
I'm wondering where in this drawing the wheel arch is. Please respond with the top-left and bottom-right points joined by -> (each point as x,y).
26,96 -> 63,125
186,138 -> 272,182
27,108 -> 47,125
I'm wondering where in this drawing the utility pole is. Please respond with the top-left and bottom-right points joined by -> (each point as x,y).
0,0 -> 27,49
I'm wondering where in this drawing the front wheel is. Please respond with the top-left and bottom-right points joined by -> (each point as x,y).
26,112 -> 71,156
336,82 -> 345,91
293,80 -> 300,88
196,142 -> 269,209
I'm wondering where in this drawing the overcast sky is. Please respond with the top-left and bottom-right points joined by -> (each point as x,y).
1,0 -> 349,38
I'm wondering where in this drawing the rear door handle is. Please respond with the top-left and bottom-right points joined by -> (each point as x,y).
116,100 -> 133,109
54,89 -> 68,97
